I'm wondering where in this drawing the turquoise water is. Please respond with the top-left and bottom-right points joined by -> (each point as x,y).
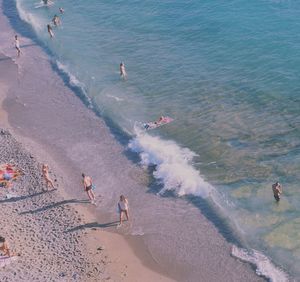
13,0 -> 300,279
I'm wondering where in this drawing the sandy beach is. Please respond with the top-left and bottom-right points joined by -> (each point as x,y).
0,0 -> 267,281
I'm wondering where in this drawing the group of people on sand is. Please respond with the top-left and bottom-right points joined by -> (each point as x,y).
82,173 -> 129,227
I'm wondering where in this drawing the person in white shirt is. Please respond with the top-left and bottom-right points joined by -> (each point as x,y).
117,195 -> 129,227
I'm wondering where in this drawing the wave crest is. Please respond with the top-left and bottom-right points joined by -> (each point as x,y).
232,246 -> 289,282
128,133 -> 213,198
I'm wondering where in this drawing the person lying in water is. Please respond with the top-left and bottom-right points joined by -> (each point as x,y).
144,116 -> 166,129
154,116 -> 166,125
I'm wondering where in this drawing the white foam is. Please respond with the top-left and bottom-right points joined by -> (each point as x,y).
55,60 -> 93,107
128,133 -> 213,198
231,245 -> 289,282
16,0 -> 45,33
106,94 -> 124,102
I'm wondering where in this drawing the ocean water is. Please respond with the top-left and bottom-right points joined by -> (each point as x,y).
9,0 -> 300,280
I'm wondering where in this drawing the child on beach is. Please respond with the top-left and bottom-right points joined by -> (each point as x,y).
42,164 -> 55,190
82,173 -> 96,205
14,35 -> 21,57
117,195 -> 129,227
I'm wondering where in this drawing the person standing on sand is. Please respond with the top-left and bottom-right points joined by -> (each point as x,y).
117,195 -> 129,227
82,173 -> 96,204
120,62 -> 127,80
47,24 -> 54,38
14,35 -> 21,57
42,164 -> 55,190
272,181 -> 282,202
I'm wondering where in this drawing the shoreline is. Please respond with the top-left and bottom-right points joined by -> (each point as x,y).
0,54 -> 175,281
0,0 -> 266,281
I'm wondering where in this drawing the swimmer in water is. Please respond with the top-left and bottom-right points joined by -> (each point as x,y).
52,15 -> 61,26
43,0 -> 49,5
14,35 -> 21,57
59,7 -> 64,14
120,62 -> 127,80
272,181 -> 282,202
47,24 -> 54,38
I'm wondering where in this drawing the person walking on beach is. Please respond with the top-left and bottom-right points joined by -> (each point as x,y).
272,181 -> 282,202
47,24 -> 54,38
117,195 -> 129,227
14,35 -> 21,57
42,164 -> 55,190
120,62 -> 127,80
82,173 -> 96,204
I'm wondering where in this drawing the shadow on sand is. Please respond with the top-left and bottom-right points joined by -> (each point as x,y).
19,198 -> 90,215
0,190 -> 53,204
65,221 -> 119,233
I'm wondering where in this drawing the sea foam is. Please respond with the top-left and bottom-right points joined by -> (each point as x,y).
231,246 -> 289,282
16,0 -> 45,33
55,60 -> 93,108
128,132 -> 213,198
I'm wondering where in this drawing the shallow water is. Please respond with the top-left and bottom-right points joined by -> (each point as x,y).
8,0 -> 300,280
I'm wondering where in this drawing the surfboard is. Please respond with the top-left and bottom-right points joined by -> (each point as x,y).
143,116 -> 173,130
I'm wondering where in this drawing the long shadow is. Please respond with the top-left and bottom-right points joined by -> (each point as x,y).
65,221 -> 119,233
19,199 -> 89,215
0,190 -> 50,203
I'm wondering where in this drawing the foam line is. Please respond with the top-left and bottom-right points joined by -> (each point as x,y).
129,132 -> 213,198
232,246 -> 289,282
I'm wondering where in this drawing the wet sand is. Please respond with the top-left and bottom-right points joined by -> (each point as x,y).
0,0 -> 265,281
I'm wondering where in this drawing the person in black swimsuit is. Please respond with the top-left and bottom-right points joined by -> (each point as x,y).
82,173 -> 96,204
